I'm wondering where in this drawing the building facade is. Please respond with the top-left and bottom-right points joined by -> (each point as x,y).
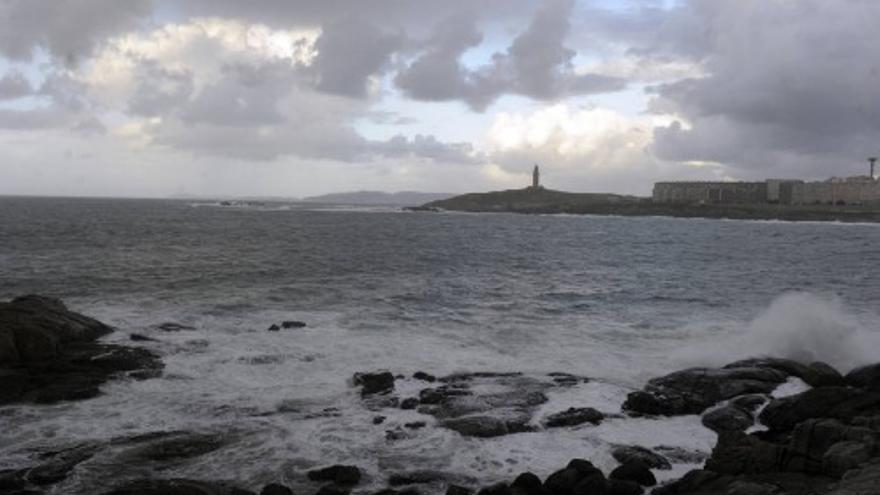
653,177 -> 880,206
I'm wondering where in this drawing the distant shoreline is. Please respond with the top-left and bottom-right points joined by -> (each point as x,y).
409,188 -> 880,223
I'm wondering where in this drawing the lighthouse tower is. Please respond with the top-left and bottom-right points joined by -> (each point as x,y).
532,164 -> 540,188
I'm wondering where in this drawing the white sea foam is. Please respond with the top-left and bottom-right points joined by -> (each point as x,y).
671,292 -> 880,373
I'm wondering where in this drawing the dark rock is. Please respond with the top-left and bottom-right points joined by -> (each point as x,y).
808,362 -> 845,387
308,465 -> 362,486
845,363 -> 880,389
388,470 -> 450,486
419,373 -> 548,438
418,386 -> 472,405
544,468 -> 583,495
701,405 -> 754,434
609,463 -> 656,487
511,472 -> 547,495
544,407 -> 604,428
787,418 -> 876,475
157,322 -> 195,332
705,432 -> 786,475
446,485 -> 474,495
12,442 -> 100,486
315,485 -> 349,495
0,295 -> 113,365
822,440 -> 872,477
723,481 -> 778,495
281,321 -> 306,329
724,357 -> 836,388
610,446 -> 671,470
413,371 -> 436,382
0,296 -> 163,405
650,469 -> 733,495
758,387 -> 875,433
125,432 -> 226,462
385,427 -> 409,441
568,459 -> 603,478
607,479 -> 641,495
130,333 -> 156,342
477,483 -> 511,495
0,469 -> 26,491
830,460 -> 880,494
622,364 -> 789,417
548,373 -> 589,387
268,324 -> 280,332
353,371 -> 395,395
405,421 -> 427,430
101,479 -> 255,495
261,484 -> 293,495
401,398 -> 419,410
442,416 -> 509,438
373,416 -> 386,425
571,472 -> 607,495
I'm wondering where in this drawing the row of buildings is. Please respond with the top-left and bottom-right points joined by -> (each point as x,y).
653,175 -> 880,206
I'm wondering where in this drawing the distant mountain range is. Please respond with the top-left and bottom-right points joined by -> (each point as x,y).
303,190 -> 455,206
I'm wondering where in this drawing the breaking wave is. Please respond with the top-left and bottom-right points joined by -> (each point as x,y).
676,292 -> 880,373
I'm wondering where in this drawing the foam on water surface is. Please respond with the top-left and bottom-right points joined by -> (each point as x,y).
2,199 -> 880,493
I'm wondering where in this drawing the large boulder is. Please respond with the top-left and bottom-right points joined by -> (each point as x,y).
828,460 -> 880,494
417,373 -> 549,438
544,407 -> 604,428
701,405 -> 755,434
845,363 -> 880,389
724,358 -> 843,388
353,371 -> 395,395
0,295 -> 113,365
759,387 -> 880,434
610,446 -> 671,471
623,364 -> 789,416
0,295 -> 163,405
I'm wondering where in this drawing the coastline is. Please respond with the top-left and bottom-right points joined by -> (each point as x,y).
3,296 -> 880,495
410,189 -> 880,223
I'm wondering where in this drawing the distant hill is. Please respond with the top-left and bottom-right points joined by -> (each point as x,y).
419,187 -> 642,213
303,190 -> 454,206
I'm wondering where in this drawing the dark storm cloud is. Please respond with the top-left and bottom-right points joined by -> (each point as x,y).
0,71 -> 32,99
642,0 -> 880,177
0,0 -> 151,64
310,16 -> 403,98
395,0 -> 626,111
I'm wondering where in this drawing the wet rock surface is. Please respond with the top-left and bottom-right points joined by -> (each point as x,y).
100,478 -> 255,494
354,371 -> 396,395
5,318 -> 879,495
544,407 -> 604,428
416,372 -> 551,438
0,295 -> 163,405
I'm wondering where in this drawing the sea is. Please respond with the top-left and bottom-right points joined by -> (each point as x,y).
1,196 -> 880,493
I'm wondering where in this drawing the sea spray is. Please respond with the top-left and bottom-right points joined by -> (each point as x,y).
673,292 -> 880,372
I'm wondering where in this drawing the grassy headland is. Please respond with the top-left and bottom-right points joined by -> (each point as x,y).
412,187 -> 880,222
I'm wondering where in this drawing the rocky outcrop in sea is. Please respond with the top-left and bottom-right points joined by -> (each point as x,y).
1,296 -> 879,495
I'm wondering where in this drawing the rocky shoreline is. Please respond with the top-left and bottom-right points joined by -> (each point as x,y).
409,188 -> 880,223
2,296 -> 879,495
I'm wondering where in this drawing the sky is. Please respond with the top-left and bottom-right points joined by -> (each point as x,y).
0,0 -> 878,198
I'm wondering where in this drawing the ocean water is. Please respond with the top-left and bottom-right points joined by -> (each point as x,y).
1,196 -> 880,493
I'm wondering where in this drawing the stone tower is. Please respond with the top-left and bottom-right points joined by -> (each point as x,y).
532,164 -> 540,188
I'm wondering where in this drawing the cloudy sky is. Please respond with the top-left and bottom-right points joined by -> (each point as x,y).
1,0 -> 878,198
